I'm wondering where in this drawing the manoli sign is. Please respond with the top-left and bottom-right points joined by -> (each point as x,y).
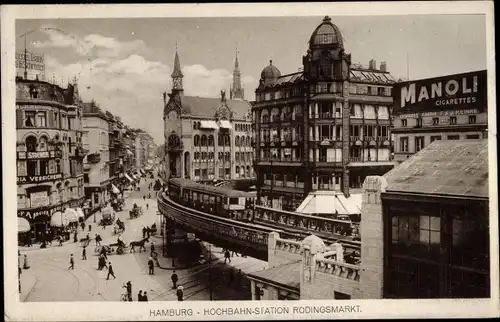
393,70 -> 487,115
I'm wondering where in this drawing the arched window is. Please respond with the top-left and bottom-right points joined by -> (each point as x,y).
194,152 -> 200,160
25,136 -> 37,152
208,135 -> 214,146
38,136 -> 48,151
271,108 -> 280,122
224,135 -> 230,146
319,54 -> 333,77
235,136 -> 240,147
197,121 -> 201,129
194,135 -> 200,147
201,135 -> 207,146
218,134 -> 223,146
246,136 -> 251,146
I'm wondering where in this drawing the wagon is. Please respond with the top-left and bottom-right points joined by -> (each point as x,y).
94,243 -> 128,255
129,207 -> 143,219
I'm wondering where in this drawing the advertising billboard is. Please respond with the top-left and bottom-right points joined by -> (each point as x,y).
392,70 -> 487,116
16,51 -> 46,79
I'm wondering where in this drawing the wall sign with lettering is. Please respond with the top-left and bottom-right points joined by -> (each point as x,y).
17,173 -> 63,184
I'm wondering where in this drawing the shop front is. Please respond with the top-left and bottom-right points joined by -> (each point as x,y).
18,203 -> 68,243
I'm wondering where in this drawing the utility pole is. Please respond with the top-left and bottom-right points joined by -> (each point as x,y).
23,30 -> 28,80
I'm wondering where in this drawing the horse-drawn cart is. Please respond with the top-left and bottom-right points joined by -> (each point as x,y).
129,206 -> 143,219
95,241 -> 128,255
99,207 -> 116,226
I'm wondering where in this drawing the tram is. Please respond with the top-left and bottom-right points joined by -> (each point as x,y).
167,178 -> 256,222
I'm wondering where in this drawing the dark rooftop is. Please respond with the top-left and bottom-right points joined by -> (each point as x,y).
247,261 -> 301,290
384,140 -> 489,198
179,96 -> 251,120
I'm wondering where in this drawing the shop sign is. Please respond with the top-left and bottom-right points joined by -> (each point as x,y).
17,173 -> 63,184
18,151 -> 62,160
393,70 -> 487,114
29,191 -> 50,208
18,204 -> 65,221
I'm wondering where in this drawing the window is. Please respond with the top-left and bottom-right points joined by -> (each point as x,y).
432,118 -> 439,125
468,115 -> 476,124
415,136 -> 425,152
24,111 -> 35,127
450,117 -> 457,125
416,118 -> 423,127
466,134 -> 480,139
53,112 -> 59,128
37,112 -> 47,127
316,83 -> 329,93
315,32 -> 334,44
430,136 -> 442,143
447,135 -> 460,140
27,160 -> 37,176
401,119 -> 407,127
39,160 -> 48,176
319,56 -> 332,77
25,136 -> 37,152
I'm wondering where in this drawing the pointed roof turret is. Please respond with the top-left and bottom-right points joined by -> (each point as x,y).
234,48 -> 240,71
171,48 -> 183,78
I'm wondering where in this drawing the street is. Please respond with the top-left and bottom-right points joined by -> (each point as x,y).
19,175 -> 261,302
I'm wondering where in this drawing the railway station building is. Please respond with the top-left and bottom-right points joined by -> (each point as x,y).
252,16 -> 397,212
163,49 -> 254,183
391,70 -> 488,163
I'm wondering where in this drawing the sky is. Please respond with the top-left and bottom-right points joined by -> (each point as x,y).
15,15 -> 487,143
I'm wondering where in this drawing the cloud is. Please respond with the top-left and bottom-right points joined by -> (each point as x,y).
32,28 -> 149,58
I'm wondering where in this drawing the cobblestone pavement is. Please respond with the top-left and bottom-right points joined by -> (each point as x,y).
19,175 -> 265,301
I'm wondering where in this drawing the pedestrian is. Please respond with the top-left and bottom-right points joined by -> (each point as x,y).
88,224 -> 92,232
100,245 -> 108,260
143,291 -> 148,302
69,254 -> 74,270
95,233 -> 101,246
106,262 -> 116,280
58,234 -> 63,247
171,270 -> 178,289
142,226 -> 146,239
125,281 -> 132,301
146,203 -> 149,210
148,257 -> 154,275
176,286 -> 184,301
150,242 -> 156,255
146,227 -> 150,238
81,222 -> 86,231
224,250 -> 231,264
231,251 -> 239,257
138,290 -> 143,301
148,193 -> 151,199
18,265 -> 22,293
73,231 -> 78,243
97,254 -> 103,270
82,245 -> 87,260
23,254 -> 30,269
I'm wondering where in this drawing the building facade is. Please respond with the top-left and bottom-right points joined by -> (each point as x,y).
163,49 -> 254,182
391,70 -> 488,162
382,140 -> 489,298
82,101 -> 111,212
16,77 -> 87,240
135,130 -> 155,170
252,16 -> 396,211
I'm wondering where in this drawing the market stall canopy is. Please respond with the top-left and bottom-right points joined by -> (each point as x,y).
296,191 -> 362,216
111,184 -> 121,194
76,208 -> 85,219
51,212 -> 69,227
65,208 -> 80,222
18,217 -> 31,233
124,173 -> 134,183
200,120 -> 219,130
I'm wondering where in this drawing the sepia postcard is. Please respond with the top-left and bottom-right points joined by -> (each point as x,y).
2,2 -> 498,321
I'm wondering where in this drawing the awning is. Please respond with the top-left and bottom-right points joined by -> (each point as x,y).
65,208 -> 80,222
218,120 -> 232,129
124,173 -> 134,182
50,212 -> 69,227
111,184 -> 121,194
200,120 -> 219,130
296,191 -> 362,216
18,217 -> 31,233
76,208 -> 85,218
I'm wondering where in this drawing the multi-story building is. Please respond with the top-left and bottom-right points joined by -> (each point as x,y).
163,49 -> 254,182
391,70 -> 488,162
16,76 -> 87,241
135,130 -> 155,170
252,16 -> 396,211
82,101 -> 111,213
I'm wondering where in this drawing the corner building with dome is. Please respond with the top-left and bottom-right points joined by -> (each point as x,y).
252,16 -> 397,211
163,49 -> 254,182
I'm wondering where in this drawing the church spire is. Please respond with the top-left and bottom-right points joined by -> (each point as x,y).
230,48 -> 244,100
171,44 -> 183,92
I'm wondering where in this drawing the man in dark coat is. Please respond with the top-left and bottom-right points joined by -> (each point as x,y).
68,254 -> 74,270
171,271 -> 178,289
82,245 -> 87,260
106,262 -> 116,280
176,286 -> 184,301
148,257 -> 155,275
143,291 -> 148,302
138,290 -> 143,301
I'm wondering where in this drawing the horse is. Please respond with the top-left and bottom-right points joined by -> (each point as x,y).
129,237 -> 149,253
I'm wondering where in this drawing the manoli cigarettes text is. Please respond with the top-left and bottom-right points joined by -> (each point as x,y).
150,305 -> 362,317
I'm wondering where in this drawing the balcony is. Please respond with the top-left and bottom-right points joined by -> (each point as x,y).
350,157 -> 361,162
87,152 -> 101,164
282,114 -> 293,122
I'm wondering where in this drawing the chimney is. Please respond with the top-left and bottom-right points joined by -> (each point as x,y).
369,59 -> 377,70
380,61 -> 387,72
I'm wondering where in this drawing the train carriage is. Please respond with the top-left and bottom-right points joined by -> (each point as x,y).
167,178 -> 256,222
